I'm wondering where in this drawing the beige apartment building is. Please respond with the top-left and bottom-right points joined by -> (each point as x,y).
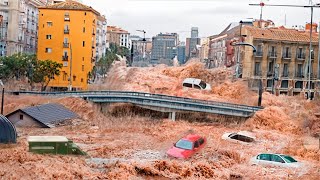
0,0 -> 48,56
242,26 -> 320,97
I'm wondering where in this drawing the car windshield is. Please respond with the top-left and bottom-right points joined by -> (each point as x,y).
280,155 -> 298,163
175,139 -> 193,150
199,81 -> 207,89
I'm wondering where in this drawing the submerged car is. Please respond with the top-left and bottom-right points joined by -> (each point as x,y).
222,131 -> 255,144
182,78 -> 211,91
167,134 -> 206,159
250,153 -> 301,168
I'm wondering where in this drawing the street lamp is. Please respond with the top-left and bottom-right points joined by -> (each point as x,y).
231,42 -> 262,106
0,80 -> 4,114
249,3 -> 320,100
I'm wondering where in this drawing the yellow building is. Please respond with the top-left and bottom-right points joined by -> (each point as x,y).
38,0 -> 102,90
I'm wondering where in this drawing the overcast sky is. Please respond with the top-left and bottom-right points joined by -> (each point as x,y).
83,0 -> 320,41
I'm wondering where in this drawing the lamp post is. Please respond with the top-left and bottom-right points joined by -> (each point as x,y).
231,42 -> 262,106
236,20 -> 244,78
249,3 -> 320,100
0,80 -> 4,114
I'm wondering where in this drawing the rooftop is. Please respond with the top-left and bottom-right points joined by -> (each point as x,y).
107,26 -> 129,34
245,26 -> 319,43
39,0 -> 100,16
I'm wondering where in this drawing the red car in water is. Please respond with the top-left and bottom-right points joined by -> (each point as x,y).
167,134 -> 206,159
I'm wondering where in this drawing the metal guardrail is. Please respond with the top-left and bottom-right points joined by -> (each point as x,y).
10,91 -> 263,118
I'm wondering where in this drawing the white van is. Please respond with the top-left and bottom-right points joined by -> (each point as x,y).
182,78 -> 211,91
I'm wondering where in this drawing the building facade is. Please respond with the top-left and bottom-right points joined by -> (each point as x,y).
95,15 -> 107,61
151,33 -> 178,65
242,26 -> 320,97
37,0 -> 103,90
106,26 -> 130,49
0,0 -> 46,57
199,38 -> 209,62
131,35 -> 152,62
186,27 -> 200,60
177,42 -> 186,65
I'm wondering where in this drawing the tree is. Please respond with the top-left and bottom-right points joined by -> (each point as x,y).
32,60 -> 63,91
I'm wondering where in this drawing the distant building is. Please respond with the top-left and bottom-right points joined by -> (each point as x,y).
151,33 -> 178,65
96,15 -> 107,61
191,27 -> 199,38
107,26 -> 130,49
186,27 -> 200,60
177,42 -> 186,64
131,35 -> 152,62
199,38 -> 209,62
0,0 -> 47,57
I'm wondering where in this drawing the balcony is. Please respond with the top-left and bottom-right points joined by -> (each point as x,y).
268,51 -> 277,58
255,51 -> 263,57
282,54 -> 291,60
282,72 -> 289,78
254,72 -> 262,76
64,29 -> 70,34
92,32 -> 96,35
296,53 -> 306,60
295,73 -> 304,78
102,42 -> 106,46
91,56 -> 96,63
62,55 -> 68,61
96,42 -> 100,46
63,42 -> 69,48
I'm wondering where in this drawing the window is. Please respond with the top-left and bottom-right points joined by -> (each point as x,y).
268,61 -> 274,74
20,114 -> 23,120
198,138 -> 205,145
271,155 -> 285,163
83,27 -> 85,33
63,72 -> 67,81
283,63 -> 289,77
194,141 -> 199,148
258,154 -> 271,161
82,57 -> 84,61
82,65 -> 84,71
46,35 -> 52,39
256,44 -> 263,56
297,47 -> 305,59
254,62 -> 261,76
83,41 -> 85,47
283,47 -> 291,58
194,85 -> 201,89
84,12 -> 86,16
297,64 -> 303,77
81,78 -> 84,83
183,83 -> 192,88
73,76 -> 76,81
47,22 -> 52,27
45,48 -> 52,53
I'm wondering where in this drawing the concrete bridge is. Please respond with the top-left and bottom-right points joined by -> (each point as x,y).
11,91 -> 263,120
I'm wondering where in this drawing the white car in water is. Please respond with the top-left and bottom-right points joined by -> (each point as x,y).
222,131 -> 255,144
182,78 -> 211,91
250,153 -> 301,168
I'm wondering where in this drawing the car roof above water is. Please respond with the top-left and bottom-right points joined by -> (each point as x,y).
183,78 -> 202,84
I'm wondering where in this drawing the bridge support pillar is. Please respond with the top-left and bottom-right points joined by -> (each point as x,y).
169,112 -> 176,121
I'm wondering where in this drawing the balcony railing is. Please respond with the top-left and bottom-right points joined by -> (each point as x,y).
295,73 -> 304,78
296,53 -> 306,60
63,43 -> 69,48
64,29 -> 70,34
255,51 -> 263,57
282,54 -> 291,59
282,72 -> 289,77
268,51 -> 277,58
62,55 -> 68,61
254,72 -> 262,76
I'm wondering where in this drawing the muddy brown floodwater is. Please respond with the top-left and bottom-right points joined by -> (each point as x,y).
1,60 -> 319,179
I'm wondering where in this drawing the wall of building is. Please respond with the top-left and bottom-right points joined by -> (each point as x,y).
7,112 -> 42,127
38,8 -> 97,90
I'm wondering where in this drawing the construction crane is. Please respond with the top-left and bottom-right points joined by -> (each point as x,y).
136,30 -> 146,41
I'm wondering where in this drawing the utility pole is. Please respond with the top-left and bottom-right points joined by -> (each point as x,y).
0,80 -> 4,114
249,3 -> 320,100
236,20 -> 243,78
68,43 -> 73,91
